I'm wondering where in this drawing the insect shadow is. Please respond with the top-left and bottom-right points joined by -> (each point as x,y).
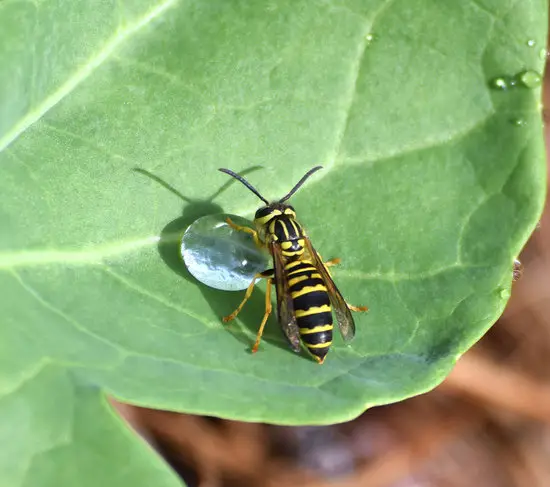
133,167 -> 296,356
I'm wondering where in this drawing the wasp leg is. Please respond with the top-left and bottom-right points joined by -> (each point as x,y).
226,217 -> 263,248
322,257 -> 368,312
222,269 -> 274,322
251,277 -> 273,353
320,257 -> 340,279
323,257 -> 341,267
348,303 -> 369,312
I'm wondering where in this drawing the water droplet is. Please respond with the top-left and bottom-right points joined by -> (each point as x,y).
513,259 -> 524,281
527,39 -> 536,47
365,33 -> 374,42
181,213 -> 269,291
499,288 -> 511,300
490,77 -> 510,90
511,118 -> 526,126
539,48 -> 548,60
519,70 -> 542,88
490,70 -> 542,91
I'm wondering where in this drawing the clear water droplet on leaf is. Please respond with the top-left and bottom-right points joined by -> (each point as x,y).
499,288 -> 511,300
527,39 -> 536,47
489,70 -> 542,91
519,70 -> 542,88
490,77 -> 510,90
511,118 -> 526,126
181,214 -> 269,291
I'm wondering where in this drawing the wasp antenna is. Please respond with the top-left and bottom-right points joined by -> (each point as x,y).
218,168 -> 270,205
279,166 -> 323,203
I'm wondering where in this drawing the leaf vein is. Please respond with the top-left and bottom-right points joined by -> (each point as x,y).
10,270 -> 130,355
324,0 -> 396,170
0,0 -> 178,152
339,108 -> 495,167
102,265 -> 216,329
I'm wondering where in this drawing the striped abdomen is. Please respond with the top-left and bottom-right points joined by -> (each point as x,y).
286,260 -> 333,363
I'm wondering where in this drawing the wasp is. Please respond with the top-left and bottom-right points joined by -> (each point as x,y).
218,166 -> 368,364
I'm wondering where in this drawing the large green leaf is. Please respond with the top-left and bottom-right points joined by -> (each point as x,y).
0,366 -> 180,487
0,0 -> 546,485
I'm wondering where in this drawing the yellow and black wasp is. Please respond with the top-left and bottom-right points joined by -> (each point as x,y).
218,166 -> 368,364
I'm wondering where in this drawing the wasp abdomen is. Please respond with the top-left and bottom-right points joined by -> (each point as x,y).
286,260 -> 334,363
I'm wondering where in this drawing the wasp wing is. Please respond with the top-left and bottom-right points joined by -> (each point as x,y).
270,242 -> 301,352
304,238 -> 356,342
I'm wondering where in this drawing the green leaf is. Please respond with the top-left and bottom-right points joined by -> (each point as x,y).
0,366 -> 180,487
0,0 -> 546,485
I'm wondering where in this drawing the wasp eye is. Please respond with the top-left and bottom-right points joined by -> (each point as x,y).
255,207 -> 272,220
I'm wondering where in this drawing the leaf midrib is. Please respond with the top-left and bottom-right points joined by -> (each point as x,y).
0,236 -> 159,269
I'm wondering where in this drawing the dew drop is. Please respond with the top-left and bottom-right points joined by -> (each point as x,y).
181,213 -> 269,291
519,70 -> 542,88
539,48 -> 548,60
527,39 -> 536,47
499,287 -> 511,300
511,118 -> 526,126
490,70 -> 542,91
490,77 -> 510,90
365,33 -> 374,42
